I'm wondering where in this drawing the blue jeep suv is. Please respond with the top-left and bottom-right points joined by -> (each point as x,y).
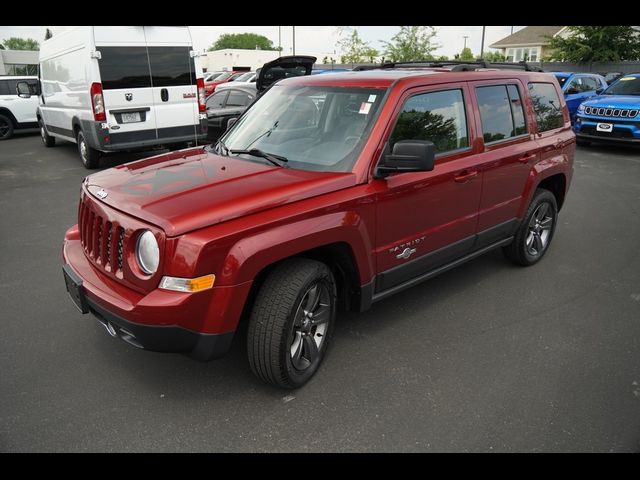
574,73 -> 640,146
552,72 -> 608,124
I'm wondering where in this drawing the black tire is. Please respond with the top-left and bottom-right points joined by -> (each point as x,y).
0,114 -> 14,140
76,130 -> 101,169
39,118 -> 55,147
503,188 -> 558,266
247,258 -> 337,389
576,138 -> 591,147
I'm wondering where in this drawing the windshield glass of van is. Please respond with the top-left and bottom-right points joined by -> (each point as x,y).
602,76 -> 640,96
220,85 -> 386,172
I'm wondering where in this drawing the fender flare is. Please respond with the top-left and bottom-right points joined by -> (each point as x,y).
518,156 -> 570,218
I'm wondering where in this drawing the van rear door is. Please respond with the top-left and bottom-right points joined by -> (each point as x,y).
95,27 -> 158,142
144,27 -> 199,143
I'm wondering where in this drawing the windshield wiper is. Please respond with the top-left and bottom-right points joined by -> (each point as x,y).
229,148 -> 288,167
216,138 -> 229,156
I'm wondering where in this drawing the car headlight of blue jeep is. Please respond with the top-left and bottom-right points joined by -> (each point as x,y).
578,103 -> 585,113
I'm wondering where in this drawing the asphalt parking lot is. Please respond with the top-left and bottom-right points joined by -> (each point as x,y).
1,131 -> 640,452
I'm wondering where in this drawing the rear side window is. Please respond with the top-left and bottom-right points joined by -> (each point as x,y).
475,85 -> 527,143
99,47 -> 152,90
0,81 -> 10,95
390,89 -> 469,154
226,90 -> 253,107
147,47 -> 196,87
528,82 -> 564,132
206,90 -> 228,109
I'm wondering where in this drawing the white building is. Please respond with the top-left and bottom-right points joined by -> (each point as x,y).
201,49 -> 280,72
0,49 -> 39,76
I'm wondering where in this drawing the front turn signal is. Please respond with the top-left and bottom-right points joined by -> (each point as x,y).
159,274 -> 216,293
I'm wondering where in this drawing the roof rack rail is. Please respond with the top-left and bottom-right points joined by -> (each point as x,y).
353,60 -> 543,72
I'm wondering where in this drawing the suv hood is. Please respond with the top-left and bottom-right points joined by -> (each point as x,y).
583,95 -> 640,108
85,147 -> 355,236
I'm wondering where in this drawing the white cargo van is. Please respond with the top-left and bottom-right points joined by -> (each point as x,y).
33,26 -> 207,168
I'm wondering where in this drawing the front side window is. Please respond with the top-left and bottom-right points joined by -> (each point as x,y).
206,91 -> 228,109
226,90 -> 253,107
220,85 -> 386,172
389,89 -> 469,154
528,82 -> 564,132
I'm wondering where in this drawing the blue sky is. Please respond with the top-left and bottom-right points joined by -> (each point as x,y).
0,26 -> 523,58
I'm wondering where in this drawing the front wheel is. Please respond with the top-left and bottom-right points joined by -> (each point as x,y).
76,130 -> 101,169
0,114 -> 14,140
503,188 -> 558,266
247,258 -> 337,389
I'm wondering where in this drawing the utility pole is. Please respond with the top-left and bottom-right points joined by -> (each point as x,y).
511,26 -> 514,35
463,35 -> 469,50
292,26 -> 296,55
278,26 -> 281,57
480,26 -> 486,58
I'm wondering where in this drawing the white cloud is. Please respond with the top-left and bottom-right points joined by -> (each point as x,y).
1,25 -> 524,59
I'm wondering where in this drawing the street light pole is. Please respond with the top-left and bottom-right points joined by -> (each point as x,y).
278,26 -> 281,57
480,26 -> 486,58
463,35 -> 468,50
292,26 -> 295,55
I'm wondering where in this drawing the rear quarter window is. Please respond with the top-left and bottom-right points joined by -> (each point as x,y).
0,81 -> 10,95
528,82 -> 564,132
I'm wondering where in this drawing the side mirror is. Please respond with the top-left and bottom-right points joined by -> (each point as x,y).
376,140 -> 436,177
226,117 -> 238,131
565,87 -> 578,95
16,81 -> 32,98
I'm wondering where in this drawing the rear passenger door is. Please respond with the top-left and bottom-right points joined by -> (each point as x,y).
468,80 -> 538,246
373,84 -> 482,292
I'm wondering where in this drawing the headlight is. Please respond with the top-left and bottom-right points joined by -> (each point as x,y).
578,103 -> 585,112
136,230 -> 159,275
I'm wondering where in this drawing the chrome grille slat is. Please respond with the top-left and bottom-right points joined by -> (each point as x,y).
105,222 -> 112,269
117,227 -> 125,271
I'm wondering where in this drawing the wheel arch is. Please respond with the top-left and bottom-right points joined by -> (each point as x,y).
0,108 -> 18,127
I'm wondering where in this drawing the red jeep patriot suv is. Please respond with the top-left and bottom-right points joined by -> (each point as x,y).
62,60 -> 575,388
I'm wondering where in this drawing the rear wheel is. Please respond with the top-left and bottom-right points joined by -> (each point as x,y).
503,188 -> 558,266
76,130 -> 101,169
39,118 -> 55,147
0,114 -> 14,140
247,258 -> 337,389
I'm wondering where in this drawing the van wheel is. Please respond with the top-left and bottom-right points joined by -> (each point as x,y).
247,258 -> 337,389
76,130 -> 101,169
503,188 -> 558,266
0,114 -> 14,140
39,119 -> 55,147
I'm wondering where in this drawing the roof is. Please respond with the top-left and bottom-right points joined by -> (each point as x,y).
280,68 -> 554,89
490,26 -> 566,48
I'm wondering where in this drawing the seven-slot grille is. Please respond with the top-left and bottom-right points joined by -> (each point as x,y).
583,106 -> 639,118
79,199 -> 125,273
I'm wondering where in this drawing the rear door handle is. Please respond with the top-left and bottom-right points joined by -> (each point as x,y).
161,88 -> 169,102
454,170 -> 478,183
518,154 -> 536,163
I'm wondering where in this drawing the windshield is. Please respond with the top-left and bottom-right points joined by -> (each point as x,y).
553,74 -> 570,88
234,72 -> 255,82
602,76 -> 640,95
219,85 -> 386,172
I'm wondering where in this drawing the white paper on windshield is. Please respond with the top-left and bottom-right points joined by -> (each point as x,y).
359,102 -> 372,114
368,94 -> 377,102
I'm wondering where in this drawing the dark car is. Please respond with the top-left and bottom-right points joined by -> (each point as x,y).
205,84 -> 256,142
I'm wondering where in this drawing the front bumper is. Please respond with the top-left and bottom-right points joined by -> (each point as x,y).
574,114 -> 640,144
62,226 -> 252,360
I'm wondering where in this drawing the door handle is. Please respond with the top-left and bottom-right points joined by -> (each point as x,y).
161,88 -> 169,102
453,170 -> 478,183
518,154 -> 536,163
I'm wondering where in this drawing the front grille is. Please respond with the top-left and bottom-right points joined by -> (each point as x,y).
583,106 -> 638,118
79,199 -> 125,273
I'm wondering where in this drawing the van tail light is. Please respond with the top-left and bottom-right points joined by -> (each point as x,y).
197,78 -> 206,113
90,82 -> 106,122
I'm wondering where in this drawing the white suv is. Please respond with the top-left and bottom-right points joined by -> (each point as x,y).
0,76 -> 39,140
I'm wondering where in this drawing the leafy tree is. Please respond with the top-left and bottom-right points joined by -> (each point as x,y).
363,47 -> 379,63
459,47 -> 474,61
0,44 -> 4,50
44,29 -> 53,40
381,26 -> 439,62
337,29 -> 376,64
479,51 -> 506,62
546,26 -> 640,62
1,37 -> 39,50
437,55 -> 449,61
208,33 -> 277,51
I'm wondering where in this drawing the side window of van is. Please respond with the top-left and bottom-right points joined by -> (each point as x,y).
389,89 -> 469,154
528,82 -> 564,132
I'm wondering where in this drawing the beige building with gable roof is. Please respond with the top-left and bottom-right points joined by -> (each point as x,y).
490,26 -> 568,62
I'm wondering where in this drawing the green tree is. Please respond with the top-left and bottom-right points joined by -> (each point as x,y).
363,47 -> 379,63
459,47 -> 474,61
437,55 -> 449,61
1,37 -> 39,50
546,26 -> 640,62
479,51 -> 506,62
208,33 -> 277,51
381,26 -> 439,62
337,29 -> 375,64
